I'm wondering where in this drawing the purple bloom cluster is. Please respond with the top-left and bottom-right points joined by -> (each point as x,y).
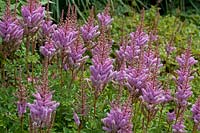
90,35 -> 114,95
52,27 -> 78,49
67,37 -> 88,69
28,91 -> 59,128
21,0 -> 45,34
130,27 -> 149,47
41,20 -> 57,37
174,48 -> 197,107
141,81 -> 164,106
80,11 -> 99,42
97,5 -> 113,27
40,41 -> 56,57
0,15 -> 23,45
102,105 -> 132,133
172,119 -> 186,133
191,98 -> 200,124
73,112 -> 80,126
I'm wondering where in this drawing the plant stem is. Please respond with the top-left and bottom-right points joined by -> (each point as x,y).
157,105 -> 164,130
20,116 -> 24,133
94,96 -> 97,117
192,123 -> 198,133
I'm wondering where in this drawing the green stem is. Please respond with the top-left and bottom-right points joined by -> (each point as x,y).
157,105 -> 164,130
192,123 -> 198,133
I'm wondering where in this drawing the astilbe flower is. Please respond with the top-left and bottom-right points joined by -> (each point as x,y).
73,112 -> 80,126
64,34 -> 88,70
191,97 -> 200,125
167,111 -> 176,122
129,27 -> 149,47
90,33 -> 114,96
21,0 -> 45,34
102,104 -> 132,133
80,8 -> 99,42
40,40 -> 56,57
172,119 -> 186,133
140,81 -> 165,109
16,83 -> 27,118
97,4 -> 113,27
52,26 -> 78,49
28,89 -> 59,128
41,20 -> 57,37
174,47 -> 197,107
0,4 -> 23,49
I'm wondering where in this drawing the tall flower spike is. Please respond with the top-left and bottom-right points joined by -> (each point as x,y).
174,46 -> 197,107
90,31 -> 114,97
172,119 -> 186,133
97,4 -> 113,27
0,0 -> 23,45
63,32 -> 88,70
40,40 -> 56,57
80,7 -> 100,42
191,97 -> 200,124
102,104 -> 133,133
28,90 -> 60,128
21,0 -> 45,34
16,81 -> 27,118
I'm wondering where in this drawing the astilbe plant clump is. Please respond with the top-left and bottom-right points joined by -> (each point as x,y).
1,1 -> 200,132
102,102 -> 133,133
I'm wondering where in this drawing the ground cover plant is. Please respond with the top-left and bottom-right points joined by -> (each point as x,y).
0,0 -> 200,133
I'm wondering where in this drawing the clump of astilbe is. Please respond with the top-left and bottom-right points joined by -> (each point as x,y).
171,44 -> 197,132
21,0 -> 45,34
97,3 -> 113,27
102,102 -> 133,133
80,7 -> 100,42
0,0 -> 23,57
191,97 -> 200,132
90,30 -> 114,115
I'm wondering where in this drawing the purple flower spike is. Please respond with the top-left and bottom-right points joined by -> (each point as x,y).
0,15 -> 23,45
191,98 -> 200,124
52,27 -> 78,49
40,41 -> 56,57
102,105 -> 132,133
174,48 -> 197,107
167,111 -> 176,122
130,27 -> 149,47
21,1 -> 45,34
28,91 -> 59,128
97,5 -> 113,27
141,81 -> 164,106
41,20 -> 57,36
172,119 -> 186,133
73,112 -> 80,126
17,101 -> 27,117
80,24 -> 99,42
